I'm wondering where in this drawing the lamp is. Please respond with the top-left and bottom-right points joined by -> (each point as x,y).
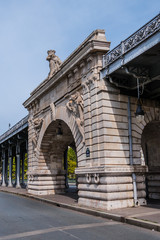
135,99 -> 145,123
135,78 -> 145,123
56,122 -> 63,136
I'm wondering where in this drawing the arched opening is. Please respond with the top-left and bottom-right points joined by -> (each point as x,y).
64,146 -> 77,192
142,121 -> 160,203
39,119 -> 78,197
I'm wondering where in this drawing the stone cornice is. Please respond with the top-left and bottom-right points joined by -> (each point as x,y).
75,165 -> 148,175
23,29 -> 110,108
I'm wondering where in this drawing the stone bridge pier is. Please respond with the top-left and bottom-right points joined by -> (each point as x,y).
23,15 -> 160,210
24,30 -> 110,197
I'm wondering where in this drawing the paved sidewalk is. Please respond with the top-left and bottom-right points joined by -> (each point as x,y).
0,186 -> 160,232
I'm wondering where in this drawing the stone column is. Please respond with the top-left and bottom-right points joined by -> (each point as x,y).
16,142 -> 21,188
25,140 -> 28,188
1,148 -> 6,187
22,152 -> 24,185
22,150 -> 26,186
5,150 -> 8,186
8,145 -> 13,187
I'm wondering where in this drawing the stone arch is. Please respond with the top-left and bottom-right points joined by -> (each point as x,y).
131,105 -> 160,164
130,105 -> 160,202
132,106 -> 160,138
37,105 -> 84,161
141,121 -> 160,169
133,107 -> 160,139
30,105 -> 85,195
133,105 -> 160,202
141,120 -> 160,202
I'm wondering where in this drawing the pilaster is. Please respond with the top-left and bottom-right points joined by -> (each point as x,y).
8,145 -> 13,187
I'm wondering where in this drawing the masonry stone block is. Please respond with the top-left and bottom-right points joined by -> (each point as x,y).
19,28 -> 160,211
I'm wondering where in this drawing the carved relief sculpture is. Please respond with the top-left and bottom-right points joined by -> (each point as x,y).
66,92 -> 85,144
30,118 -> 43,154
46,50 -> 62,79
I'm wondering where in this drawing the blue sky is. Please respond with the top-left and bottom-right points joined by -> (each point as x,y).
0,0 -> 159,134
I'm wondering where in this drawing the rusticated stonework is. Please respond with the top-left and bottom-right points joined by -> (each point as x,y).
23,28 -> 160,210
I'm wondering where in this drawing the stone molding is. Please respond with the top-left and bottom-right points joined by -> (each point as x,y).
75,165 -> 148,175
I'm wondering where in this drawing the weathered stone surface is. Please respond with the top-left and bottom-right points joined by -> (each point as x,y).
22,29 -> 160,210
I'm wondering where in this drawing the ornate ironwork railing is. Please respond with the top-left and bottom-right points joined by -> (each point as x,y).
0,115 -> 28,143
103,13 -> 160,67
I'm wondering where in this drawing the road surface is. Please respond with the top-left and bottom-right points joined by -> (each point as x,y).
0,192 -> 159,240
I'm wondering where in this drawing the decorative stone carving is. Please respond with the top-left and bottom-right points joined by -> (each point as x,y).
86,173 -> 91,184
30,118 -> 43,154
66,91 -> 85,144
46,50 -> 62,79
50,102 -> 56,120
28,174 -> 38,182
85,173 -> 100,184
28,174 -> 34,182
82,79 -> 89,91
94,173 -> 100,184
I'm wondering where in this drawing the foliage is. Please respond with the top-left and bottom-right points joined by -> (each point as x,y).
12,157 -> 16,179
67,147 -> 77,180
6,153 -> 28,181
23,153 -> 28,180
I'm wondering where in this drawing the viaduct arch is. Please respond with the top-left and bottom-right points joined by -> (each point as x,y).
27,104 -> 83,195
1,14 -> 160,210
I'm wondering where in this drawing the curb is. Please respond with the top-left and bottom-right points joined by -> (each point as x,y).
126,218 -> 160,232
0,189 -> 160,232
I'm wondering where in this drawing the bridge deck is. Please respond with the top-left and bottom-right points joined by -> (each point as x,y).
102,14 -> 160,74
0,115 -> 28,144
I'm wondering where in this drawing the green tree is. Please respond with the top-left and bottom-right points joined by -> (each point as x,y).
67,147 -> 77,180
12,157 -> 16,180
20,153 -> 28,180
24,153 -> 28,180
